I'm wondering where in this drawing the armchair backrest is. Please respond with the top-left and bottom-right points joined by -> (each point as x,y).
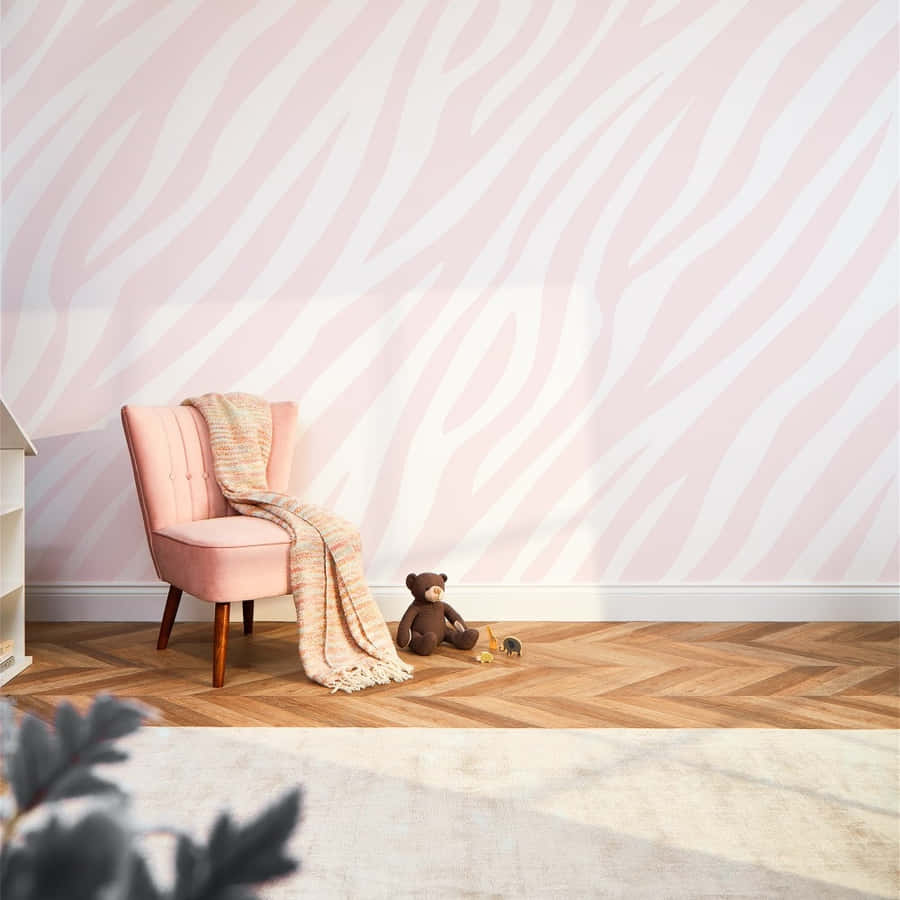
121,401 -> 298,542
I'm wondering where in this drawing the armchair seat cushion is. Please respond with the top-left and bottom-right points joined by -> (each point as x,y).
153,516 -> 291,605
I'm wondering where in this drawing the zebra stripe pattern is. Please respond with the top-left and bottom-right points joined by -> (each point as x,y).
2,0 -> 897,587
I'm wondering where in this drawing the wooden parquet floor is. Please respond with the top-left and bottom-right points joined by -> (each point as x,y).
4,621 -> 898,728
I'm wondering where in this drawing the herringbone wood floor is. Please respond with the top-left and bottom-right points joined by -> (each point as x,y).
4,621 -> 897,728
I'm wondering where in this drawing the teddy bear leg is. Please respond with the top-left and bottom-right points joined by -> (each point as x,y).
409,631 -> 438,655
447,626 -> 479,652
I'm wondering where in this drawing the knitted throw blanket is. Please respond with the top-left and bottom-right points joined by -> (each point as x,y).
183,392 -> 413,693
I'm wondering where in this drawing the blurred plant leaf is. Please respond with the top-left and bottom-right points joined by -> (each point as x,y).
8,716 -> 59,810
6,697 -> 144,815
53,703 -> 85,759
208,812 -> 236,863
0,696 -> 301,900
2,812 -> 128,900
126,852 -> 162,900
0,700 -> 19,782
212,788 -> 301,886
86,695 -> 145,743
80,746 -> 130,766
173,834 -> 203,900
172,788 -> 301,900
44,768 -> 122,804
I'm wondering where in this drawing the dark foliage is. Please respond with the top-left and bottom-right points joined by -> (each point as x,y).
0,696 -> 301,900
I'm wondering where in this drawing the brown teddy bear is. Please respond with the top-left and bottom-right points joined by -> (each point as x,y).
396,573 -> 479,656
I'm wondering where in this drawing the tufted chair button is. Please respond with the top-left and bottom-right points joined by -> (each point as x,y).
186,473 -> 192,480
169,473 -> 176,480
202,472 -> 209,479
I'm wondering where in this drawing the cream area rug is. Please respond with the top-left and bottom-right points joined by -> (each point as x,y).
107,728 -> 897,899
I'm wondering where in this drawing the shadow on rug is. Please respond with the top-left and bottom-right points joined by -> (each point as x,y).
109,727 -> 897,899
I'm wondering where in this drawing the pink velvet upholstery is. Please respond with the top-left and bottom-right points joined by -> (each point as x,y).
122,401 -> 298,599
153,517 -> 290,604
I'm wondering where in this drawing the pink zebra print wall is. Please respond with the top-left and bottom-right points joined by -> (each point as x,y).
2,0 -> 897,587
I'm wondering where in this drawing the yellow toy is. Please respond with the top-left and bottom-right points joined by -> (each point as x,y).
486,626 -> 500,652
475,651 -> 494,664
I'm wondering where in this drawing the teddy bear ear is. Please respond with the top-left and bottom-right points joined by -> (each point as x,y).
440,573 -> 447,583
406,573 -> 417,589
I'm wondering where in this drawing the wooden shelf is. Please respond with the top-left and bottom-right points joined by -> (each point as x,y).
0,655 -> 33,687
1,580 -> 24,601
1,397 -> 35,685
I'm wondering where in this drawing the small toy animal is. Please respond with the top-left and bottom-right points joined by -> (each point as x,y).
501,636 -> 523,656
475,651 -> 494,664
486,625 -> 500,652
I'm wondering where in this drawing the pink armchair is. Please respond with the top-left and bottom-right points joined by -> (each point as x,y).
121,402 -> 298,687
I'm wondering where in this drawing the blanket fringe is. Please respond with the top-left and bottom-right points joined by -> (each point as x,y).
327,659 -> 414,694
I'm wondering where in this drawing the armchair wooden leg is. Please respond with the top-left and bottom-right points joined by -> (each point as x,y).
213,602 -> 229,688
157,585 -> 182,650
242,599 -> 254,635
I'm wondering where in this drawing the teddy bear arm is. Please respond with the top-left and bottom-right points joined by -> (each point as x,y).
397,607 -> 418,648
441,602 -> 467,632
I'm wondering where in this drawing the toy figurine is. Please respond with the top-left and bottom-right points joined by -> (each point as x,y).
485,627 -> 523,656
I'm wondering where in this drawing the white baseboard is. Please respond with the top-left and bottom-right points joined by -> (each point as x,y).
25,582 -> 899,623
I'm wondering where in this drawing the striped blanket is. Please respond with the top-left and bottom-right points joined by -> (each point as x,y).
183,392 -> 413,693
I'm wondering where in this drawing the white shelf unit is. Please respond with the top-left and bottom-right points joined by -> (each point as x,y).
1,396 -> 36,686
